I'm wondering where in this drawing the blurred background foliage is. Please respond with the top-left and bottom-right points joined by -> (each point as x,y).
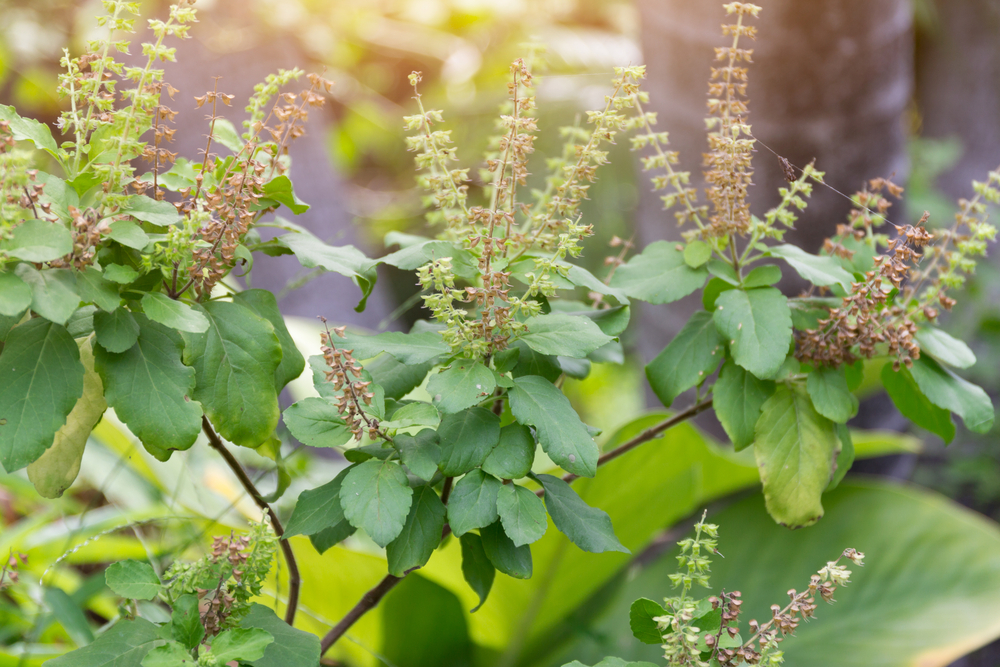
1,0 -> 1000,665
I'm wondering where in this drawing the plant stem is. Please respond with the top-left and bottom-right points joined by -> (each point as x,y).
202,417 -> 301,625
318,396 -> 714,656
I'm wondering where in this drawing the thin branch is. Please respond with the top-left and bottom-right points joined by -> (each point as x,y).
320,574 -> 402,654
202,417 -> 301,625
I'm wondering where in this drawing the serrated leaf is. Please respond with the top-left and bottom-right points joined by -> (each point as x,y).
381,401 -> 439,431
909,356 -> 994,434
283,397 -> 351,448
881,363 -> 955,442
182,301 -> 282,448
141,293 -> 209,334
340,459 -> 413,547
683,240 -> 712,267
914,327 -> 976,369
509,375 -> 598,478
609,240 -> 707,304
76,267 -> 121,311
121,195 -> 183,226
713,360 -> 775,451
447,469 -> 502,536
0,104 -> 59,157
629,597 -> 667,644
337,329 -> 449,365
108,220 -> 150,250
754,384 -> 839,528
482,423 -> 535,480
511,341 -> 561,382
15,263 -> 80,325
459,533 -> 495,612
0,318 -> 84,471
428,360 -> 496,414
284,467 -> 352,537
0,272 -> 31,316
102,263 -> 139,283
94,307 -> 140,353
209,628 -> 274,663
366,353 -> 432,400
743,264 -> 782,287
262,175 -> 310,214
565,264 -> 631,303
496,483 -> 547,547
241,603 -> 321,667
2,218 -> 73,261
645,311 -> 724,408
767,244 -> 853,292
171,594 -> 204,650
141,640 -> 191,667
104,560 -> 161,600
806,365 -> 858,423
827,424 -> 854,491
308,521 -> 357,554
277,229 -> 376,311
396,428 -> 441,481
520,313 -> 614,358
381,238 -> 478,280
45,618 -> 160,667
480,519 -> 532,579
437,407 -> 501,476
233,289 -> 305,391
713,287 -> 792,379
387,485 -> 446,576
536,473 -> 629,553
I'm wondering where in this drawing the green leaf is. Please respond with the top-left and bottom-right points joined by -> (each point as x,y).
379,574 -> 474,667
565,265 -> 631,304
44,586 -> 95,648
743,264 -> 782,287
480,519 -> 532,579
827,424 -> 854,491
94,307 -> 140,353
482,423 -> 535,480
645,311 -> 724,408
284,467 -> 352,538
262,175 -> 310,214
15,264 -> 80,325
754,384 -> 839,528
520,313 -> 614,358
381,238 -> 478,281
909,356 -> 994,434
683,240 -> 712,268
428,360 -> 496,414
337,330 -> 449,365
277,229 -> 376,311
381,401 -> 439,431
437,407 -> 501,477
108,220 -> 150,250
713,359 -> 775,451
366,353 -> 432,400
610,240 -> 707,304
283,398 -> 351,448
170,594 -> 204,650
309,521 -> 357,554
140,641 -> 192,667
95,313 -> 203,459
806,365 -> 859,423
2,219 -> 73,261
233,289 -> 305,391
76,267 -> 121,312
182,301 -> 282,448
0,318 -> 84,471
0,272 -> 31,316
396,429 -> 441,481
881,363 -> 955,443
767,243 -> 854,292
915,327 -> 976,369
340,459 -> 413,547
0,104 -> 59,157
241,603 -> 321,667
387,485 -> 446,576
140,293 -> 209,334
576,304 -> 631,337
511,341 -> 562,382
26,339 -> 105,498
209,628 -> 274,663
102,263 -> 139,284
46,618 -> 161,667
509,375 -> 598,478
211,118 -> 244,153
66,305 -> 97,338
447,469 -> 502,536
496,483 -> 548,547
120,195 -> 183,226
536,473 -> 629,553
459,533 -> 495,612
104,560 -> 161,600
713,287 -> 792,379
629,598 -> 667,644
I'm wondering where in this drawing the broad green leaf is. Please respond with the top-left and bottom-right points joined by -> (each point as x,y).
437,407 -> 501,476
76,267 -> 121,312
767,243 -> 854,292
210,118 -> 244,153
713,359 -> 775,451
284,467 -> 352,538
576,304 -> 631,337
396,429 -> 441,481
428,360 -> 496,414
683,240 -> 712,267
95,313 -> 203,458
480,519 -> 532,579
881,364 -> 955,443
629,598 -> 667,644
93,307 -> 139,353
713,287 -> 792,379
182,301 -> 282,447
645,311 -> 723,408
108,220 -> 150,250
909,356 -> 994,434
609,240 -> 707,304
27,338 -> 105,498
806,365 -> 859,423
277,229 -> 376,311
496,483 -> 547,547
233,289 -> 305,391
170,594 -> 204,650
283,398 -> 351,448
36,171 -> 79,220
447,469 -> 502,536
209,628 -> 274,663
387,485 -> 446,576
366,353 -> 432,400
141,293 -> 209,334
915,327 -> 975,369
0,104 -> 59,157
141,641 -> 191,667
520,313 -> 615,359
45,618 -> 160,667
566,265 -> 631,304
381,401 -> 439,430
511,341 -> 562,382
743,264 -> 782,287
380,574 -> 474,667
702,276 -> 736,309
754,384 -> 839,528
0,318 -> 84,471
381,238 -> 478,281
482,423 -> 535,480
66,305 -> 97,338
241,603 -> 321,667
337,330 -> 449,365
562,660 -> 658,667
0,311 -> 26,341
104,560 -> 161,600
120,195 -> 183,226
2,219 -> 72,261
827,423 -> 854,491
262,175 -> 310,214
43,586 -> 94,648
102,263 -> 139,284
459,533 -> 495,612
15,264 -> 80,325
0,272 -> 31,316
536,473 -> 628,554
340,459 -> 413,547
309,521 -> 357,554
509,375 -> 598,478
